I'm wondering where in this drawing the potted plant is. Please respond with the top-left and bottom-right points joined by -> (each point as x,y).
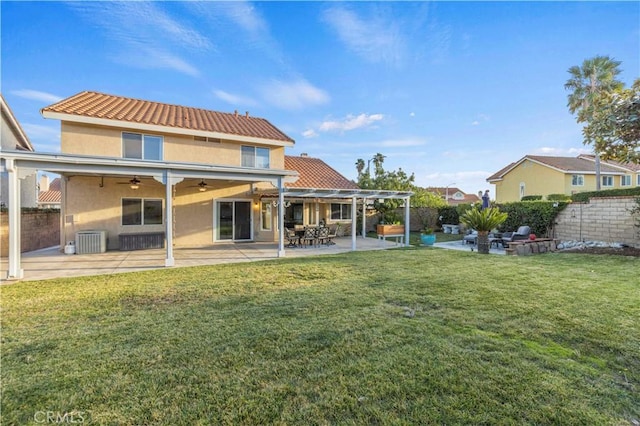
420,227 -> 436,246
459,207 -> 508,254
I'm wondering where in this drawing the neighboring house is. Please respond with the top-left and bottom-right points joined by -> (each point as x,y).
0,94 -> 38,208
487,154 -> 640,202
37,176 -> 61,209
426,187 -> 481,206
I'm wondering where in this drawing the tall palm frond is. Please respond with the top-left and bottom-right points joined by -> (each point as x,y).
565,55 -> 623,119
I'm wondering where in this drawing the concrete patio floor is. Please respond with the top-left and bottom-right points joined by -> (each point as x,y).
433,239 -> 506,255
1,236 -> 406,282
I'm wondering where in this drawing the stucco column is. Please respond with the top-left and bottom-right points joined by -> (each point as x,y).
351,196 -> 357,251
404,196 -> 411,247
277,177 -> 285,257
6,159 -> 23,279
361,198 -> 367,239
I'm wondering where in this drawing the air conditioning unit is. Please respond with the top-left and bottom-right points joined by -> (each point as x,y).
75,230 -> 108,254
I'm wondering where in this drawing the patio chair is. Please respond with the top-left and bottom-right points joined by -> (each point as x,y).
501,226 -> 531,245
463,230 -> 478,245
317,226 -> 330,245
284,227 -> 299,247
301,227 -> 318,248
325,224 -> 338,245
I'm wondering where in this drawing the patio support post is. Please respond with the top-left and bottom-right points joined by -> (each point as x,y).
351,196 -> 357,251
361,198 -> 367,239
164,170 -> 175,267
404,196 -> 411,247
277,177 -> 285,257
6,159 -> 23,279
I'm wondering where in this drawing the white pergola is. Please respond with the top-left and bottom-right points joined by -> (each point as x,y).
261,187 -> 414,251
1,150 -> 413,280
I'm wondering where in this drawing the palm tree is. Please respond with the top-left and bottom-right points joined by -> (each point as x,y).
565,55 -> 623,189
371,153 -> 386,176
355,159 -> 365,177
460,207 -> 508,254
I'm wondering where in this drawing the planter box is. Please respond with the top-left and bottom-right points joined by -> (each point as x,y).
377,224 -> 405,236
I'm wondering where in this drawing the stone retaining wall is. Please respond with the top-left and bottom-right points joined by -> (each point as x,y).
553,196 -> 639,247
505,239 -> 559,256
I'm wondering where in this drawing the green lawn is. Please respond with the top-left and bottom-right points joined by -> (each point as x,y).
2,248 -> 638,425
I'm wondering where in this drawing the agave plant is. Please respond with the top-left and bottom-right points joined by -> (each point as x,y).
460,207 -> 508,254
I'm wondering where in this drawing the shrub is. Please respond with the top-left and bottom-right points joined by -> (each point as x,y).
571,187 -> 640,202
547,194 -> 572,201
495,201 -> 569,237
437,206 -> 458,227
521,195 -> 543,201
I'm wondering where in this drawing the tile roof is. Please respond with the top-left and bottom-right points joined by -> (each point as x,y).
285,155 -> 359,190
528,155 -> 625,173
41,91 -> 294,144
38,178 -> 61,204
578,154 -> 640,172
488,155 -> 630,182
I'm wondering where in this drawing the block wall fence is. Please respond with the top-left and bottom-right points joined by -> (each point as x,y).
553,197 -> 639,247
0,210 -> 60,256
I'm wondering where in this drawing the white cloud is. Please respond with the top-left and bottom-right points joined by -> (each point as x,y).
69,1 -> 209,76
319,113 -> 384,132
302,129 -> 319,138
534,146 -> 592,156
259,79 -> 330,110
213,89 -> 258,107
322,6 -> 405,66
409,112 -> 415,117
10,90 -> 62,104
471,113 -> 490,126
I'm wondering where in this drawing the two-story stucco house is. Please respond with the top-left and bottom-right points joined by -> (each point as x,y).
487,154 -> 640,202
1,91 -> 411,278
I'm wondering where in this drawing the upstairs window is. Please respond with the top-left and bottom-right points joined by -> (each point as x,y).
123,132 -> 163,161
602,175 -> 614,187
571,174 -> 584,186
241,146 -> 270,168
621,175 -> 631,187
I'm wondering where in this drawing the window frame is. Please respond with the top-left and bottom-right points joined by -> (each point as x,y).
601,175 -> 614,187
122,131 -> 163,161
571,174 -> 584,186
621,175 -> 631,187
121,198 -> 163,226
241,145 -> 270,168
330,203 -> 352,221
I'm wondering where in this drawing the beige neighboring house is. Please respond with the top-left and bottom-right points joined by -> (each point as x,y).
487,154 -> 640,202
0,94 -> 38,208
426,187 -> 481,206
37,176 -> 61,209
1,91 -> 411,278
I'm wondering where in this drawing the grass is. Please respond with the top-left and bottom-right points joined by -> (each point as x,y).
2,247 -> 638,425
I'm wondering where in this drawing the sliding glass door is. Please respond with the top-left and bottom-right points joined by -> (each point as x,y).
216,201 -> 252,241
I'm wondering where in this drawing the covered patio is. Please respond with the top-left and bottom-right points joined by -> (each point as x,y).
0,236 -> 404,282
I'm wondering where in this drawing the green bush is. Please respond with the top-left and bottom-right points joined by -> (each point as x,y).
494,201 -> 569,237
571,187 -> 640,202
437,206 -> 458,227
547,193 -> 572,201
521,195 -> 543,201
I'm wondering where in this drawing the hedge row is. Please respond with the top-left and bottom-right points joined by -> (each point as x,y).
494,201 -> 569,237
571,187 -> 640,202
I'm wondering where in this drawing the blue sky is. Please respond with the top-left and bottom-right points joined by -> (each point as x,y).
2,1 -> 639,195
